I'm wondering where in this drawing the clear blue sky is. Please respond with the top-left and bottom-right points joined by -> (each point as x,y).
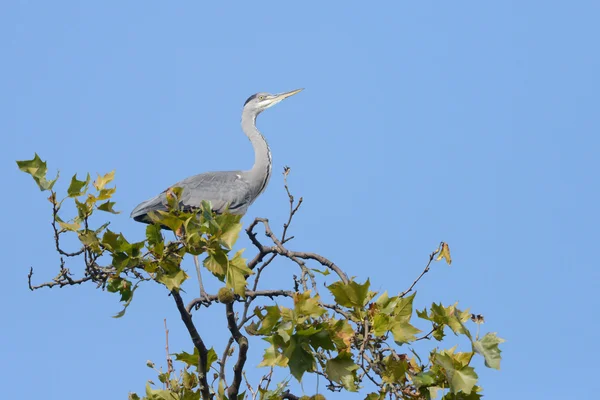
2,2 -> 598,399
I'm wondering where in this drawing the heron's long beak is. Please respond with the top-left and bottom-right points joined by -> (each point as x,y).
277,88 -> 304,100
268,88 -> 303,107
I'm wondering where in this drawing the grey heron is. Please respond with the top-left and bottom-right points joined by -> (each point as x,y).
130,88 -> 303,299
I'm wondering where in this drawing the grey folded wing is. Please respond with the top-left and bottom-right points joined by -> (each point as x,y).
130,171 -> 252,224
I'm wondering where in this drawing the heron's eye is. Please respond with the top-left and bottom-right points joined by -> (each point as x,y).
258,95 -> 265,101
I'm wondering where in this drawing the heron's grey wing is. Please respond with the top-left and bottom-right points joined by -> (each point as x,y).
177,171 -> 251,214
130,171 -> 251,224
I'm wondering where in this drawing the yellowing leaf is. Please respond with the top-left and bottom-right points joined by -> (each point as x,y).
258,344 -> 289,368
433,352 -> 478,395
293,291 -> 326,320
436,242 -> 452,265
58,221 -> 80,231
93,170 -> 115,191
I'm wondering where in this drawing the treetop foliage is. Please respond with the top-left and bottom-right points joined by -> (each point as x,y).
18,154 -> 503,400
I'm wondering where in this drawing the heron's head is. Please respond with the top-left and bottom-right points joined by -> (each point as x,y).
243,88 -> 303,115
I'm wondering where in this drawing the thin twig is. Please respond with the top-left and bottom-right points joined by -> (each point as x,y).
164,319 -> 174,389
399,244 -> 442,298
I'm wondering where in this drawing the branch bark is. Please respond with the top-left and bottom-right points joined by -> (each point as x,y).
225,302 -> 249,400
171,289 -> 212,400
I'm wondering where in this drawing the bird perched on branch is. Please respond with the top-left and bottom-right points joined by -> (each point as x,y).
131,89 -> 303,299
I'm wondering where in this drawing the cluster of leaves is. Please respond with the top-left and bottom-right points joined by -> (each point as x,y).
18,155 -> 504,400
17,154 -> 250,316
130,350 -> 221,400
247,277 -> 503,399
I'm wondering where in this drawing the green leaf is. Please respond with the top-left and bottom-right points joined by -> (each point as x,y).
74,197 -> 94,219
390,320 -> 421,344
381,354 -> 408,384
204,249 -> 228,280
307,327 -> 335,351
394,293 -> 416,322
148,210 -> 183,232
441,386 -> 483,399
434,352 -> 478,395
419,303 -> 470,337
226,250 -> 251,296
325,353 -> 358,391
258,343 -> 289,368
102,229 -> 125,252
16,153 -> 59,191
310,267 -> 330,276
174,347 -> 217,371
284,336 -> 315,381
375,291 -> 390,308
206,347 -> 218,371
93,170 -> 115,191
216,213 -> 243,250
473,332 -> 504,370
174,349 -> 199,368
67,173 -> 90,197
112,281 -> 140,318
412,371 -> 437,387
146,224 -> 164,246
145,383 -> 179,400
294,291 -> 326,320
97,200 -> 120,214
255,306 -> 281,334
158,270 -> 188,291
327,279 -> 370,308
372,314 -> 391,337
78,230 -> 101,253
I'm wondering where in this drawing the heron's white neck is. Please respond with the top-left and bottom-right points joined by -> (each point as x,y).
241,111 -> 272,197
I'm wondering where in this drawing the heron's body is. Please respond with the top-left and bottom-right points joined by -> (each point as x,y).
130,89 -> 302,224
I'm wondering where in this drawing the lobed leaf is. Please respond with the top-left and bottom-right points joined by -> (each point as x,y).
473,332 -> 505,370
67,173 -> 90,197
327,279 -> 370,308
16,153 -> 59,191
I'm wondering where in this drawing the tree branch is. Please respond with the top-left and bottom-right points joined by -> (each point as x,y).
186,290 -> 295,314
400,244 -> 441,298
170,289 -> 212,400
225,302 -> 249,400
281,391 -> 300,400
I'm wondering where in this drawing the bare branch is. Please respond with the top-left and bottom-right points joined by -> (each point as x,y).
50,193 -> 86,258
164,319 -> 174,389
400,244 -> 442,298
28,265 -> 93,290
186,290 -> 294,314
247,218 -> 349,284
219,337 -> 234,385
